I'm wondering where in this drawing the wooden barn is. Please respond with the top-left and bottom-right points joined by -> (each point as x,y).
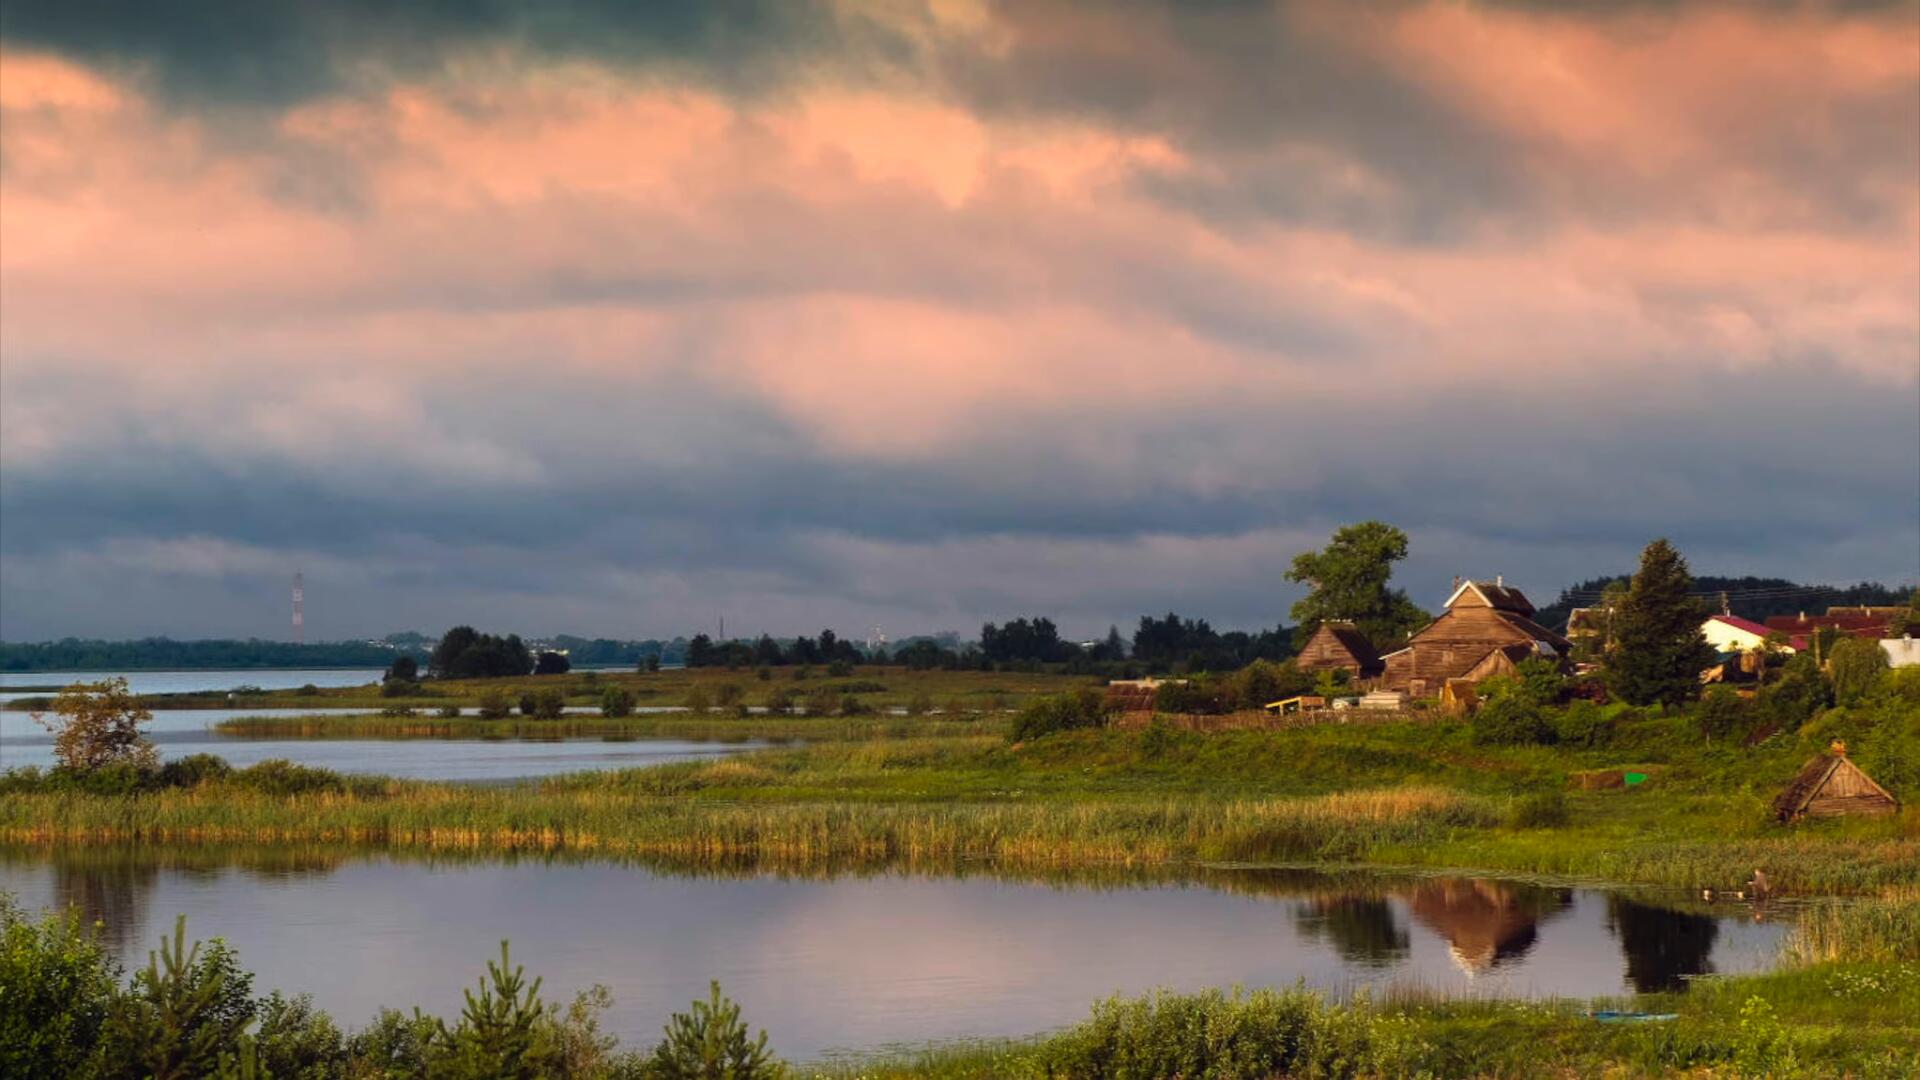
1377,579 -> 1571,699
1294,622 -> 1383,680
1773,747 -> 1899,822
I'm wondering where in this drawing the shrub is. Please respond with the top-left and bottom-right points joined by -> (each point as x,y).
381,679 -> 419,699
1153,680 -> 1228,715
295,683 -> 321,697
1471,694 -> 1555,746
715,684 -> 745,708
1011,689 -> 1113,741
475,689 -> 513,720
381,704 -> 416,718
802,688 -> 838,716
648,981 -> 777,1080
1552,700 -> 1614,748
232,759 -> 344,797
1036,986 -> 1396,1080
1507,791 -> 1570,828
905,693 -> 933,716
439,704 -> 462,719
838,694 -> 872,716
684,687 -> 713,714
1829,636 -> 1891,707
755,666 -> 772,682
527,689 -> 566,720
159,753 -> 233,788
601,687 -> 635,718
1693,685 -> 1751,744
100,917 -> 260,1079
0,898 -> 120,1080
826,660 -> 853,677
763,688 -> 797,714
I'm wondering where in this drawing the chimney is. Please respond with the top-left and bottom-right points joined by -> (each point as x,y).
1495,574 -> 1504,588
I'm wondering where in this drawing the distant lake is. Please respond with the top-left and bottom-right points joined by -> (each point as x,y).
0,849 -> 1793,1063
0,707 -> 753,781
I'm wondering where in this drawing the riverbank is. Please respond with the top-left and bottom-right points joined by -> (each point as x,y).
0,666 -> 1090,713
6,720 -> 1915,893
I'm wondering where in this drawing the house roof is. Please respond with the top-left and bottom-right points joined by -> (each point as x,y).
1706,614 -> 1774,638
1773,753 -> 1897,821
1443,580 -> 1536,615
1319,623 -> 1381,664
1764,613 -> 1893,638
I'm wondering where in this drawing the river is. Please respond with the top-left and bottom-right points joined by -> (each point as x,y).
0,849 -> 1790,1062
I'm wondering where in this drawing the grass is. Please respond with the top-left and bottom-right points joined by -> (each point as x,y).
6,719 -> 1916,893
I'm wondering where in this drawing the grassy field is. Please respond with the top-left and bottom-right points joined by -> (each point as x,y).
6,718 -> 1916,894
1,666 -> 1092,713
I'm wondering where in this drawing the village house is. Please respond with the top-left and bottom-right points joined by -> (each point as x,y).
1376,578 -> 1571,699
1702,613 -> 1791,655
1292,622 -> 1384,681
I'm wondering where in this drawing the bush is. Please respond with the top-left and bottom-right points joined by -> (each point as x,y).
826,660 -> 853,677
648,981 -> 777,1080
715,684 -> 745,708
684,687 -> 713,714
0,898 -> 120,1080
1010,689 -> 1113,741
764,688 -> 797,714
1694,685 -> 1751,743
1507,791 -> 1570,828
381,704 -> 416,718
385,656 -> 420,683
295,683 -> 321,697
1472,694 -> 1555,746
1153,680 -> 1229,715
905,693 -> 933,716
382,679 -> 420,698
802,688 -> 838,716
1036,986 -> 1394,1080
1552,700 -> 1614,748
526,689 -> 566,720
232,759 -> 344,797
158,753 -> 232,788
838,694 -> 871,716
475,689 -> 513,720
439,704 -> 462,719
601,687 -> 635,718
1829,636 -> 1890,707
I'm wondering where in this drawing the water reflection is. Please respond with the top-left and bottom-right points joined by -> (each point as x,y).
1607,896 -> 1721,992
1,843 -> 1788,1060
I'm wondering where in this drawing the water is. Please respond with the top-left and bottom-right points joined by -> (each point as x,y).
0,851 -> 1790,1061
0,708 -> 755,781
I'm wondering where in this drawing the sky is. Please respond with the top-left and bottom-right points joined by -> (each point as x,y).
1,1 -> 1916,644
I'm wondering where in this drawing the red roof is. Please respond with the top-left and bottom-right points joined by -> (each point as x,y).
1764,613 -> 1892,638
1707,614 -> 1774,638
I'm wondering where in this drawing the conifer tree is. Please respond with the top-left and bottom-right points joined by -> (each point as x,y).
1606,539 -> 1716,707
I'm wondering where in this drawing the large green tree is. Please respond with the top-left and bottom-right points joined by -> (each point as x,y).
1606,539 -> 1716,707
1284,522 -> 1429,650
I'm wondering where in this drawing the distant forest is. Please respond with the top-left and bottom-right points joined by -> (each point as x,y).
0,638 -> 429,673
1532,576 -> 1913,632
4,575 -> 1909,671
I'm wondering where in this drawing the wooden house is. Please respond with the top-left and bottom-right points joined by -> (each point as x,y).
1294,622 -> 1383,680
1377,579 -> 1571,699
1773,748 -> 1898,822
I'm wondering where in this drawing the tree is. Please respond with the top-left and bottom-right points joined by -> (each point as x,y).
1285,522 -> 1428,650
532,651 -> 570,676
385,656 -> 419,683
600,687 -> 635,718
648,981 -> 777,1080
1828,636 -> 1890,707
34,678 -> 157,772
430,627 -> 533,679
1605,539 -> 1716,707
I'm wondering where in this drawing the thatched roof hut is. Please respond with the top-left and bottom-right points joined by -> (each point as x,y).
1773,747 -> 1898,822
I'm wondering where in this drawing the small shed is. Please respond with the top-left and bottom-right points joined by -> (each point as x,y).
1773,747 -> 1899,822
1295,622 -> 1384,680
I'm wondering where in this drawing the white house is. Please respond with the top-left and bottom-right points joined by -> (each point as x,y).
1883,637 -> 1920,669
1702,614 -> 1791,655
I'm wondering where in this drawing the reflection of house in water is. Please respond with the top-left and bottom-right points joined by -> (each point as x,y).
1295,896 -> 1409,968
1606,896 -> 1719,992
1407,878 -> 1572,974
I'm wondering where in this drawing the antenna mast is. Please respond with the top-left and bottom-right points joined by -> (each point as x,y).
292,571 -> 305,644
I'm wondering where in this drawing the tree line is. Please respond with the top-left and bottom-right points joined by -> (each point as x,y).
0,638 -> 427,673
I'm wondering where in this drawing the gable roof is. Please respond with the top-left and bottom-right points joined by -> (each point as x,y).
1773,754 -> 1897,821
1707,614 -> 1774,639
1319,623 -> 1381,664
1443,580 -> 1536,616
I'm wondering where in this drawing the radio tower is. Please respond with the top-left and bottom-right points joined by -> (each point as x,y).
292,571 -> 305,644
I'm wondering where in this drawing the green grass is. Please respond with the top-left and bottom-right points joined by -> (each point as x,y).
6,719 -> 1916,893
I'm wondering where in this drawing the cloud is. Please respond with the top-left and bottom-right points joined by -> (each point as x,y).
0,3 -> 1915,640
